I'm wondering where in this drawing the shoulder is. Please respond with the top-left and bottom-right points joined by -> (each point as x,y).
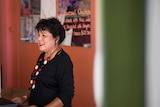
57,49 -> 73,66
58,49 -> 71,59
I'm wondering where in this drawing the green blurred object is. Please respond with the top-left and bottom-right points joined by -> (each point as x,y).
103,0 -> 144,107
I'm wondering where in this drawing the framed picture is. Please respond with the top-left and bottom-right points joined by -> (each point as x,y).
20,0 -> 40,42
57,0 -> 91,48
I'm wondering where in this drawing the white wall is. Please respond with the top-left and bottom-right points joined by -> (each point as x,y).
145,0 -> 160,107
94,0 -> 104,107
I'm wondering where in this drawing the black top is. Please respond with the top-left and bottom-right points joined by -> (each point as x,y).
29,49 -> 74,107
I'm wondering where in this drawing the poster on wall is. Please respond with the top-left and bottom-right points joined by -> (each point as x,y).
57,0 -> 91,48
40,0 -> 56,18
20,0 -> 91,48
20,0 -> 40,42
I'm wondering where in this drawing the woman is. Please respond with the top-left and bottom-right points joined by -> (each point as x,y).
12,17 -> 74,107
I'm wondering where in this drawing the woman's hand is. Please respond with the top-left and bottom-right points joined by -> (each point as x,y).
11,97 -> 23,104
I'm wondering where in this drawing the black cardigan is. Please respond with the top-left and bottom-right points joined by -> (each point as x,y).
29,49 -> 74,107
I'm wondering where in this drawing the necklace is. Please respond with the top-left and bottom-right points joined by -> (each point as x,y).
29,56 -> 50,90
29,47 -> 61,90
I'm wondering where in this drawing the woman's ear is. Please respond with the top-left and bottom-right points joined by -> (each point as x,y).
55,36 -> 60,44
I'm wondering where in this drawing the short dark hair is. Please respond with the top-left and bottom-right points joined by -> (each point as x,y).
35,17 -> 65,44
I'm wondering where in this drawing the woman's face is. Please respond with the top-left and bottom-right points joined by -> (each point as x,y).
37,30 -> 57,52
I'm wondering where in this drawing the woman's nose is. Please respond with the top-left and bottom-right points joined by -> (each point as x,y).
37,35 -> 41,41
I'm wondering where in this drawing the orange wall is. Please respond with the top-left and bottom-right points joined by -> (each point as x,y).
0,0 -> 96,107
0,0 -> 20,87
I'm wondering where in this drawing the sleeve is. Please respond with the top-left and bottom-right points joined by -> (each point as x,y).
56,54 -> 74,106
